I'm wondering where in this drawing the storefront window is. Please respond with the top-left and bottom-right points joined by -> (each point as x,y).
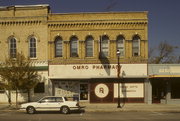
34,82 -> 45,93
171,81 -> 180,99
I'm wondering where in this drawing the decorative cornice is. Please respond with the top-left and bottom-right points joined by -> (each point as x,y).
0,20 -> 42,26
48,21 -> 147,28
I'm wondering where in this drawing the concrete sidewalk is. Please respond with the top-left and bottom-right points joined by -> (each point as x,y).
80,103 -> 180,112
1,103 -> 180,112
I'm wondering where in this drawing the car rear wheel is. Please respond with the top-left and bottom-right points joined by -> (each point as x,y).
26,106 -> 36,114
61,106 -> 70,114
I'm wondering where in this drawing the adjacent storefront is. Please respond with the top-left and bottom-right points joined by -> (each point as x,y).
149,64 -> 180,104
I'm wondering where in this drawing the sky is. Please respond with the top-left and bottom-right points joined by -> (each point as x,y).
1,0 -> 180,55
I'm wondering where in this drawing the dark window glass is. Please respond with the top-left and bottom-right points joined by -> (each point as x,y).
171,81 -> 180,99
34,82 -> 45,93
56,97 -> 63,102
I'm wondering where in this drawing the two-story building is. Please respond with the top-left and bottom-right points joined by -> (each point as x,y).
47,10 -> 148,103
0,4 -> 149,103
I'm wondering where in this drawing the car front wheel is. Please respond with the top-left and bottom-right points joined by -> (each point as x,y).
61,106 -> 70,114
26,106 -> 36,114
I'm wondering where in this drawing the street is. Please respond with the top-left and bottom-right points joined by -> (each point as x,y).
0,111 -> 180,121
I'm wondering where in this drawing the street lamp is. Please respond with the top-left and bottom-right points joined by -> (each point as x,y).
117,49 -> 121,108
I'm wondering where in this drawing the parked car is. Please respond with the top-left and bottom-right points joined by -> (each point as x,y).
20,96 -> 82,114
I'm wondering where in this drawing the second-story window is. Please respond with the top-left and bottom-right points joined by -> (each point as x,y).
70,36 -> 78,57
100,35 -> 109,58
29,37 -> 37,58
117,35 -> 125,57
9,37 -> 17,58
85,36 -> 94,57
132,35 -> 140,56
54,36 -> 63,57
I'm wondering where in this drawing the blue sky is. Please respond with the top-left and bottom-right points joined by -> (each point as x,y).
1,0 -> 180,54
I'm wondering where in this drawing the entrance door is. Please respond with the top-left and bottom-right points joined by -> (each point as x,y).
152,80 -> 166,103
80,84 -> 88,100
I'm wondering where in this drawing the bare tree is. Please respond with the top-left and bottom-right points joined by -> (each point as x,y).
149,41 -> 179,64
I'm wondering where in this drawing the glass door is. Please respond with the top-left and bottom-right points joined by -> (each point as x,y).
80,84 -> 88,100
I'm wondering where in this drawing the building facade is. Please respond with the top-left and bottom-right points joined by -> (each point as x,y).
0,4 -> 149,103
0,5 -> 50,102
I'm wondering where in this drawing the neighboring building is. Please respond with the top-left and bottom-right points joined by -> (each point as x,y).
149,64 -> 180,104
0,4 -> 149,103
0,5 -> 50,102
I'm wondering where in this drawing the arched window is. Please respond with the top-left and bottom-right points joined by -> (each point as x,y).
132,35 -> 140,56
29,36 -> 37,58
116,35 -> 125,57
54,36 -> 63,57
100,35 -> 109,58
85,36 -> 94,57
9,37 -> 17,58
70,36 -> 78,57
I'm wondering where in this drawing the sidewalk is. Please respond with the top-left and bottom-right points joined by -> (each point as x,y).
80,103 -> 180,112
1,103 -> 180,112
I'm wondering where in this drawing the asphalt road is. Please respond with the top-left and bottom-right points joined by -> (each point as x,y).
0,111 -> 180,121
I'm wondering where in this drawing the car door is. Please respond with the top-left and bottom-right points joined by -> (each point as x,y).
46,97 -> 62,111
37,97 -> 51,111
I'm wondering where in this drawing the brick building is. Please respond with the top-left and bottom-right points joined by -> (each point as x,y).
0,4 -> 149,103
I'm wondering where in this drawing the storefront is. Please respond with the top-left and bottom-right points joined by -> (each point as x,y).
149,64 -> 180,104
49,63 -> 147,103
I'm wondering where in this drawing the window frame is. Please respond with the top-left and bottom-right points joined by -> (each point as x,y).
29,36 -> 37,59
132,35 -> 140,57
54,36 -> 63,57
9,37 -> 17,58
116,35 -> 125,57
85,36 -> 94,57
70,36 -> 79,57
100,35 -> 109,58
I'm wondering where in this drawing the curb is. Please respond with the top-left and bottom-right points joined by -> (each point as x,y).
1,108 -> 180,113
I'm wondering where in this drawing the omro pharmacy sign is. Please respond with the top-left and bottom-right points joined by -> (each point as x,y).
49,64 -> 147,79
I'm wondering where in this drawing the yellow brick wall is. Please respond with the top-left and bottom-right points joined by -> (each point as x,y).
48,12 -> 148,64
0,5 -> 48,62
0,5 -> 148,64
